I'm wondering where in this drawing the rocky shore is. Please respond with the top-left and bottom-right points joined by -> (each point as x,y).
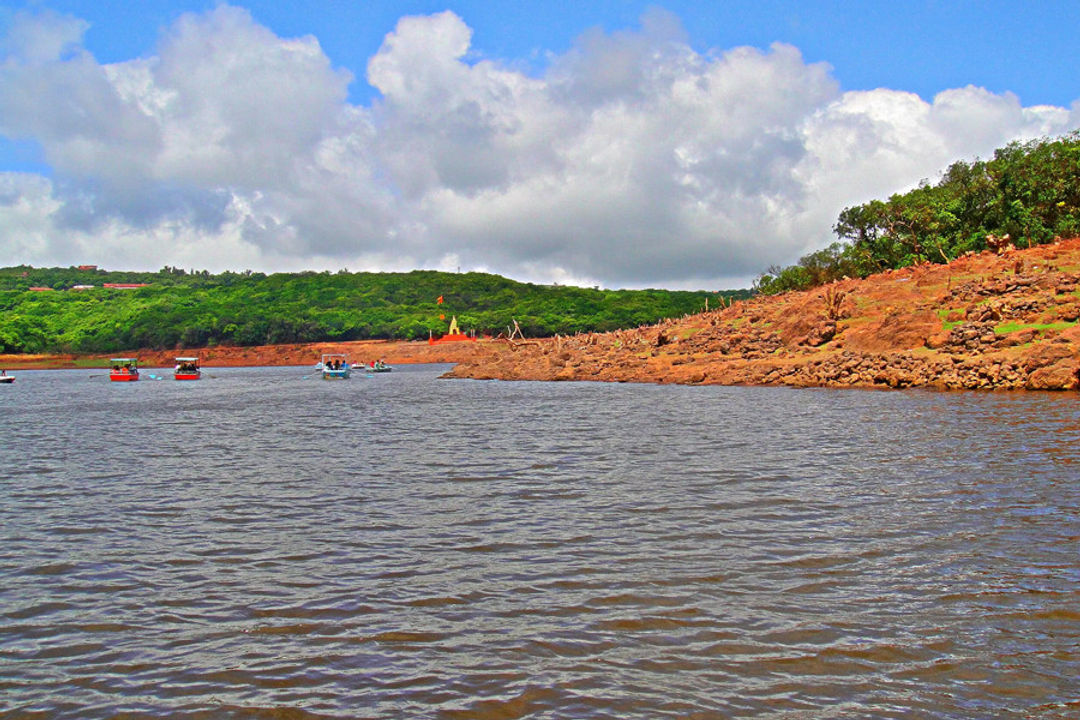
6,239 -> 1080,390
446,238 -> 1080,391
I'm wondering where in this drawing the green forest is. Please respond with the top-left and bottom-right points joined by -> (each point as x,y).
755,131 -> 1080,294
0,266 -> 747,354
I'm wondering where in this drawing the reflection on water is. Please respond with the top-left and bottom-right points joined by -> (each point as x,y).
2,365 -> 1079,718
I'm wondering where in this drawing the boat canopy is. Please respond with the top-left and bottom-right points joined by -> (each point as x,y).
175,357 -> 199,363
110,358 -> 138,364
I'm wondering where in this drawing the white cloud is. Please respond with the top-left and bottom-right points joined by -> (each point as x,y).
0,9 -> 87,64
1,6 -> 1078,288
0,13 -> 159,187
148,5 -> 353,188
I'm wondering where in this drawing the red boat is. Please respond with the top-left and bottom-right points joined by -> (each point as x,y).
174,356 -> 201,381
109,358 -> 140,382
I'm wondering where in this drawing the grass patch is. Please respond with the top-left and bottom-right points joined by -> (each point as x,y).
994,320 -> 1077,335
937,308 -> 966,331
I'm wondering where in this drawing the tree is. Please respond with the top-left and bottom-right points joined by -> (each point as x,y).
758,130 -> 1080,295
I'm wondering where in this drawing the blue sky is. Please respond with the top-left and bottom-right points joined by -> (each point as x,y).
9,0 -> 1078,106
1,1 -> 1078,287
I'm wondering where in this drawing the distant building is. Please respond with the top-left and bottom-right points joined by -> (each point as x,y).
28,286 -> 53,291
103,283 -> 149,289
77,265 -> 98,271
72,285 -> 96,290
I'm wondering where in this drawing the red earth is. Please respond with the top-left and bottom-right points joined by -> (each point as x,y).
445,238 -> 1080,390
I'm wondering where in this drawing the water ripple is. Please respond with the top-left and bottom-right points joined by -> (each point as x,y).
1,368 -> 1079,717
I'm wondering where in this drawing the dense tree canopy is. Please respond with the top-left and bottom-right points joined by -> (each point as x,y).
755,131 -> 1080,294
0,266 -> 747,354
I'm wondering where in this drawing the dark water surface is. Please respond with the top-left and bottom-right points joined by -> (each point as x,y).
2,365 -> 1079,719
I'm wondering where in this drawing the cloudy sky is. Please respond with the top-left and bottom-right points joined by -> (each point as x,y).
1,1 -> 1078,289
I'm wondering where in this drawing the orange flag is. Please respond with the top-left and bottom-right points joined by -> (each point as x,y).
437,295 -> 444,304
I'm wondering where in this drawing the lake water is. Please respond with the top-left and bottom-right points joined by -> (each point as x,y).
1,365 -> 1079,719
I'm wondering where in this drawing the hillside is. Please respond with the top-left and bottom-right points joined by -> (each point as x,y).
445,238 -> 1080,390
0,266 -> 746,354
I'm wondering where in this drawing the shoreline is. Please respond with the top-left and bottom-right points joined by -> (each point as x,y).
0,339 -> 489,372
7,239 -> 1080,391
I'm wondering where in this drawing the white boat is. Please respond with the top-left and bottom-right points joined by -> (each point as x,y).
0,372 -> 13,384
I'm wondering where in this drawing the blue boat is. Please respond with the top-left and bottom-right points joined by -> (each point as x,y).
320,353 -> 351,380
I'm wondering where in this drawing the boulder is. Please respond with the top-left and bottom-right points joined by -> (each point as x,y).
1021,343 -> 1076,372
802,321 -> 837,347
1025,361 -> 1079,390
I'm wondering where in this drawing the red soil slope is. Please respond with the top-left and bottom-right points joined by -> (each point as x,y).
445,239 -> 1080,390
